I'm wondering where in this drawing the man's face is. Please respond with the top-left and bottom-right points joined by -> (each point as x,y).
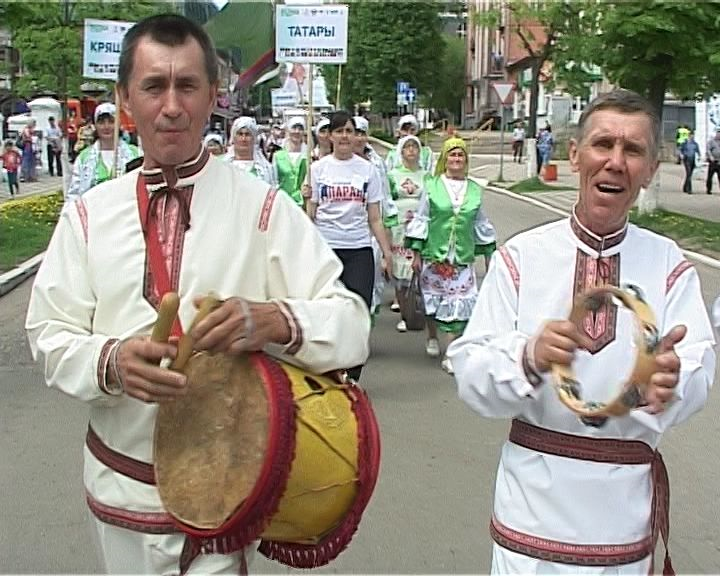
570,109 -> 658,236
119,37 -> 217,169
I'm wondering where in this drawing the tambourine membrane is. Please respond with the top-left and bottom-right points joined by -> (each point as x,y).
154,352 -> 270,529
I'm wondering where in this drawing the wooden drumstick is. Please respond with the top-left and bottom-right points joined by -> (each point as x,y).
171,294 -> 222,372
151,292 -> 180,344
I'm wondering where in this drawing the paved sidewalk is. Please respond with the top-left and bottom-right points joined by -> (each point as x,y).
0,170 -> 65,204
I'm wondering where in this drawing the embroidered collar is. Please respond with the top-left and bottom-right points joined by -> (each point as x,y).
141,147 -> 210,189
570,206 -> 628,254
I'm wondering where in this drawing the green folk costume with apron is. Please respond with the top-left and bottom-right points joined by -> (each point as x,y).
273,149 -> 306,205
406,176 -> 496,333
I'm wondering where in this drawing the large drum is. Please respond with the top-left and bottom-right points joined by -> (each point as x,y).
154,350 -> 381,568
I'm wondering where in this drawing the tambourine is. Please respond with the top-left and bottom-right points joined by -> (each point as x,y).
551,285 -> 660,426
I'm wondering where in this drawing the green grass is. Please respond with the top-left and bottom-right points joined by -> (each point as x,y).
0,191 -> 63,273
506,176 -> 576,193
630,208 -> 720,258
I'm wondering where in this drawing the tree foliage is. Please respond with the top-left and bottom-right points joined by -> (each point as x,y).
553,0 -> 720,116
427,34 -> 466,123
327,1 -> 444,116
0,1 -> 170,99
473,0 -> 586,137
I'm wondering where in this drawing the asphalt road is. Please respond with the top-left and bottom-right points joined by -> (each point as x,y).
1,189 -> 718,574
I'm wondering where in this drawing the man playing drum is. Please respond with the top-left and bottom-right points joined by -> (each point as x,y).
25,14 -> 371,575
447,89 -> 716,574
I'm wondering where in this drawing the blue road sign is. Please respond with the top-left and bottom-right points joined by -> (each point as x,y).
396,81 -> 410,94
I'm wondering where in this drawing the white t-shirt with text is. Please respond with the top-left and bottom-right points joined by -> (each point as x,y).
311,154 -> 382,249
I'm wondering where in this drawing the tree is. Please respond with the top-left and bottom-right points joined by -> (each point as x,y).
473,1 -> 586,138
0,1 -> 169,99
553,1 -> 720,117
426,34 -> 466,124
326,2 -> 444,124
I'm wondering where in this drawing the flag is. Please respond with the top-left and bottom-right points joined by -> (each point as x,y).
204,0 -> 276,89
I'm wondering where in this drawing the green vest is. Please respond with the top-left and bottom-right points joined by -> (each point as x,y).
416,176 -> 487,265
273,149 -> 305,205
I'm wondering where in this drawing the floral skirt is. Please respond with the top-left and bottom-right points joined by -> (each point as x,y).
390,223 -> 415,286
420,261 -> 478,333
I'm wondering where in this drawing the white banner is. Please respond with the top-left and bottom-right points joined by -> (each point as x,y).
83,18 -> 135,80
275,5 -> 348,64
271,89 -> 300,112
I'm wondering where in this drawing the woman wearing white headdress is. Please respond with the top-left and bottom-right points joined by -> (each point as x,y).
387,134 -> 429,332
66,103 -> 140,203
272,116 -> 307,205
312,116 -> 332,161
225,116 -> 276,186
385,114 -> 434,173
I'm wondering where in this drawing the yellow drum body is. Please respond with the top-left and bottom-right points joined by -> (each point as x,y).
154,352 -> 380,568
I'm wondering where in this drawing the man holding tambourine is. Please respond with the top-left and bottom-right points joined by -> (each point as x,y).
449,90 -> 716,575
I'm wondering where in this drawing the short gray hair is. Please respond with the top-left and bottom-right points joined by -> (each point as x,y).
576,89 -> 660,159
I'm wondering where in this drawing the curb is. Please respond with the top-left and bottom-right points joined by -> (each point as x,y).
0,252 -> 45,297
486,184 -> 720,270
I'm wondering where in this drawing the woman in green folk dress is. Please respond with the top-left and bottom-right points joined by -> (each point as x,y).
405,137 -> 496,374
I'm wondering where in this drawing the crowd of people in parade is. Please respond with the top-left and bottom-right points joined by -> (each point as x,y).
12,12 -> 720,576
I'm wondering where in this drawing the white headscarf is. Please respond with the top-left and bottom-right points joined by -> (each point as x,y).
231,116 -> 258,139
395,135 -> 422,168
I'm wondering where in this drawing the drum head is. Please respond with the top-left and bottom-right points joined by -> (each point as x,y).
154,353 -> 269,529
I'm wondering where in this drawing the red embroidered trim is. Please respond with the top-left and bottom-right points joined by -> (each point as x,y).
86,425 -> 156,485
505,420 -> 673,574
258,187 -> 278,232
498,246 -> 519,293
96,339 -> 119,395
86,492 -> 176,534
573,250 -> 620,354
666,260 -> 693,293
75,199 -> 89,245
490,516 -> 652,566
141,148 -> 209,186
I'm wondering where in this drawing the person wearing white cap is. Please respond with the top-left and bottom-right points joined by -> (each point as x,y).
352,115 -> 398,324
202,133 -> 225,156
272,115 -> 306,205
224,116 -> 276,186
308,110 -> 393,381
386,135 -> 429,332
312,116 -> 332,161
66,102 -> 140,203
385,114 -> 434,173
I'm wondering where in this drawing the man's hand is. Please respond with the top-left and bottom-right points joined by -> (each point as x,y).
531,320 -> 592,374
643,325 -> 686,414
115,337 -> 186,403
190,297 -> 290,356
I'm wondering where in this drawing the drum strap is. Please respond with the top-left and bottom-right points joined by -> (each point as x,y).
495,419 -> 673,575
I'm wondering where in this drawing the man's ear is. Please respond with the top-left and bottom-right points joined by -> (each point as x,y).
568,138 -> 580,173
118,87 -> 132,119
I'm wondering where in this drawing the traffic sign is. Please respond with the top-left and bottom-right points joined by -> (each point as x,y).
492,81 -> 515,106
407,88 -> 417,103
396,81 -> 410,95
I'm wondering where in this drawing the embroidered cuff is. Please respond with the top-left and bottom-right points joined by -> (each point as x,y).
98,338 -> 123,396
521,339 -> 543,389
274,300 -> 303,356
